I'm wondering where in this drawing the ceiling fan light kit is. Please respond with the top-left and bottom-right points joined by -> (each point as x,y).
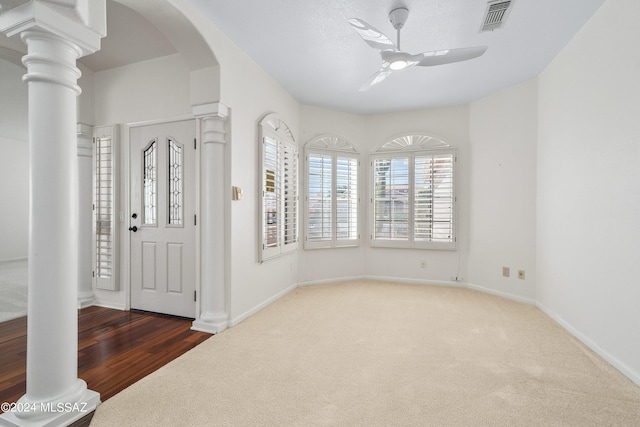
349,5 -> 488,91
389,60 -> 408,71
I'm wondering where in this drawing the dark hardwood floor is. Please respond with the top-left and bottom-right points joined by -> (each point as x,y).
0,306 -> 211,418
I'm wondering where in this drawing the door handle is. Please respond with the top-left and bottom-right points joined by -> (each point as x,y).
129,226 -> 138,232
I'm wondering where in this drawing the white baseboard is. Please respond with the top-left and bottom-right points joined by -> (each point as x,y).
228,282 -> 298,328
536,301 -> 640,388
298,275 -> 365,286
466,282 -> 536,305
92,301 -> 126,311
363,275 -> 467,289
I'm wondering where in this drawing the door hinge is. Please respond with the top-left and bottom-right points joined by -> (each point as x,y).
194,290 -> 197,302
92,271 -> 95,278
194,138 -> 197,150
194,214 -> 197,226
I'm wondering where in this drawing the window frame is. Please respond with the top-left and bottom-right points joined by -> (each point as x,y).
304,137 -> 360,250
369,134 -> 456,250
259,114 -> 299,261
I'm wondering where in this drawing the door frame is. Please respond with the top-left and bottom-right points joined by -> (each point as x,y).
121,115 -> 200,316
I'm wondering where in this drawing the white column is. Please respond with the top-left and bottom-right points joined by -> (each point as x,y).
0,2 -> 104,426
77,123 -> 95,308
192,103 -> 229,334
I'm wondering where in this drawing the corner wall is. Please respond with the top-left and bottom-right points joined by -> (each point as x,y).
468,79 -> 538,303
183,8 -> 302,323
298,104 -> 471,286
298,105 -> 367,284
537,0 -> 640,384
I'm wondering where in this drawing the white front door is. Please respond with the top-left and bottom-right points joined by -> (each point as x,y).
129,120 -> 196,318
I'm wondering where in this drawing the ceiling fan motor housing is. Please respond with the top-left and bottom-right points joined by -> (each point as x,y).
389,7 -> 409,30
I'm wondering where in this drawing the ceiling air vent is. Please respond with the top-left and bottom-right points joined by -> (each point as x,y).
480,0 -> 515,32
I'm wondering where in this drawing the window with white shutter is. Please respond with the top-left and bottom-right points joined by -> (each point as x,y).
305,135 -> 359,249
371,134 -> 456,250
93,125 -> 119,290
259,114 -> 298,261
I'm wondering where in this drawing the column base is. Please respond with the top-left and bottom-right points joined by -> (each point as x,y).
191,312 -> 228,334
0,380 -> 100,427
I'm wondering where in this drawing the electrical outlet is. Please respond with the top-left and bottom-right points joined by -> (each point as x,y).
419,260 -> 426,268
518,270 -> 525,280
502,267 -> 510,277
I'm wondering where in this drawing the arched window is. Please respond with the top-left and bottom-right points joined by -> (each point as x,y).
259,114 -> 298,261
370,134 -> 456,250
304,135 -> 359,249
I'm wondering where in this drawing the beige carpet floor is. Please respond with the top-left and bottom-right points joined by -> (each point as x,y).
90,280 -> 640,426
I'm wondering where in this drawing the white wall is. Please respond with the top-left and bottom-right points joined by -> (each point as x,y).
0,58 -> 28,261
363,106 -> 471,284
170,0 -> 303,322
298,105 -> 367,284
0,58 -> 27,141
212,27 -> 301,324
94,54 -> 193,125
90,0 -> 302,323
467,79 -> 538,303
298,105 -> 471,286
0,137 -> 28,261
77,63 -> 95,126
537,0 -> 640,384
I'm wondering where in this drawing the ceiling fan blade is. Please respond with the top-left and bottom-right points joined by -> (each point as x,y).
417,46 -> 488,66
348,18 -> 396,51
359,66 -> 393,91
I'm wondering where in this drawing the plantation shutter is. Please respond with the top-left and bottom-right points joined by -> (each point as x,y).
414,153 -> 454,243
373,157 -> 409,241
282,141 -> 298,252
371,146 -> 455,250
262,136 -> 280,254
335,156 -> 358,243
93,126 -> 119,290
259,114 -> 298,261
307,153 -> 332,243
305,149 -> 359,249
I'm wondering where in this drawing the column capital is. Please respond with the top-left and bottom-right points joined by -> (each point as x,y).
192,102 -> 230,120
0,0 -> 106,56
193,102 -> 230,145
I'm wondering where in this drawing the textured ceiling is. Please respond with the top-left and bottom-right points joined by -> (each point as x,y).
80,1 -> 177,72
1,0 -> 606,114
186,0 -> 605,114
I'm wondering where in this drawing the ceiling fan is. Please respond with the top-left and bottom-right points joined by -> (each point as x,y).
348,7 -> 488,91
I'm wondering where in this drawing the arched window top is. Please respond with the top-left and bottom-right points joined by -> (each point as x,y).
375,133 -> 450,153
305,134 -> 358,153
260,113 -> 295,142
